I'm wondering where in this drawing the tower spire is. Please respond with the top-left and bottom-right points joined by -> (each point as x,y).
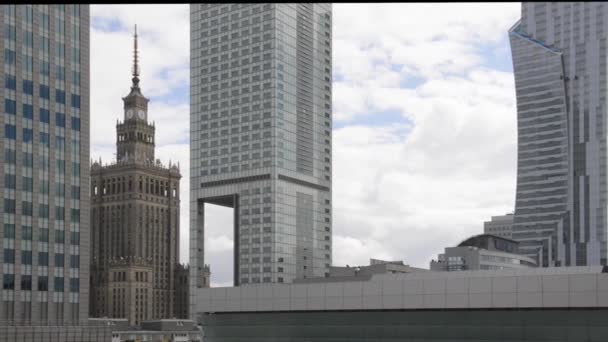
132,24 -> 140,89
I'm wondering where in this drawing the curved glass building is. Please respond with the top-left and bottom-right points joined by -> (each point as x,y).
509,3 -> 608,267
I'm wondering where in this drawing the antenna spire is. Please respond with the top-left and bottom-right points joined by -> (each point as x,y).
132,24 -> 140,88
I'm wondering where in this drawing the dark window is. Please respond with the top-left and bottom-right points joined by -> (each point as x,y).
20,275 -> 32,291
71,94 -> 80,108
4,99 -> 16,115
5,74 -> 16,90
23,80 -> 33,95
69,278 -> 79,292
40,108 -> 50,123
38,252 -> 49,266
3,224 -> 15,239
23,104 -> 33,119
21,201 -> 33,216
23,128 -> 33,143
39,84 -> 50,99
54,277 -> 64,292
55,89 -> 65,104
38,228 -> 49,242
3,274 -> 15,290
71,116 -> 80,131
4,149 -> 16,164
55,112 -> 66,127
4,174 -> 16,189
4,49 -> 16,65
21,251 -> 32,265
4,199 -> 16,214
38,276 -> 48,291
55,229 -> 65,244
70,231 -> 79,244
40,132 -> 50,148
3,249 -> 15,263
69,255 -> 79,268
54,253 -> 64,267
4,124 -> 16,139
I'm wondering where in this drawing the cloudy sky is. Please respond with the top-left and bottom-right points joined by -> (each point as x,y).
90,3 -> 522,286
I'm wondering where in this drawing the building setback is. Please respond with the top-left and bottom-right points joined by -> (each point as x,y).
0,4 -> 90,324
509,3 -> 608,267
483,213 -> 514,239
189,2 -> 333,314
89,27 -> 186,326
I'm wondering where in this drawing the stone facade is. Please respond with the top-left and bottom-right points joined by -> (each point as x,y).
89,27 -> 182,326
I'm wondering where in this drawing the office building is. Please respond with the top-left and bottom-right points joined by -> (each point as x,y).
1,4 -> 90,324
429,234 -> 537,271
89,27 -> 182,326
90,318 -> 202,342
483,213 -> 513,239
509,3 -> 608,267
189,2 -> 333,309
194,266 -> 608,341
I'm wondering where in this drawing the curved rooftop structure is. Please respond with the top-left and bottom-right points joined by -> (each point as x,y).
457,234 -> 519,254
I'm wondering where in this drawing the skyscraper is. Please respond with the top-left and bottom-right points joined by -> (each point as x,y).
189,3 -> 333,302
509,3 -> 608,267
89,27 -> 184,326
1,5 -> 90,323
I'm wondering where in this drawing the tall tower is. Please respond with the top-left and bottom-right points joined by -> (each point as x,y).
0,5 -> 90,324
90,26 -> 183,326
509,3 -> 608,267
189,3 -> 333,312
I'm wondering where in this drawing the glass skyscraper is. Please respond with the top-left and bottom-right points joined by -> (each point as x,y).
1,5 -> 89,323
189,3 -> 332,302
510,3 -> 608,267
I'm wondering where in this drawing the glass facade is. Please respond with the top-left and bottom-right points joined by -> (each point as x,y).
509,3 -> 608,267
0,5 -> 89,323
199,309 -> 608,341
189,2 -> 332,308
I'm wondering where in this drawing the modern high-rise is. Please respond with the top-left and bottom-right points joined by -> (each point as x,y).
189,3 -> 333,304
509,3 -> 608,267
89,27 -> 184,326
1,5 -> 90,324
483,213 -> 514,239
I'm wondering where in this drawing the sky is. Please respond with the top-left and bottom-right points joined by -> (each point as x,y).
90,3 -> 522,287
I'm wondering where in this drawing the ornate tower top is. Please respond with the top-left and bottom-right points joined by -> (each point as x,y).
132,24 -> 140,89
123,24 -> 149,122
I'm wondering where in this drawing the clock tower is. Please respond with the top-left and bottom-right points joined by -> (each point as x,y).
116,25 -> 155,163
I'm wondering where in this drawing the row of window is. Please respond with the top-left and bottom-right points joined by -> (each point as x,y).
2,274 -> 79,292
2,249 -> 79,267
4,86 -> 81,108
3,200 -> 80,221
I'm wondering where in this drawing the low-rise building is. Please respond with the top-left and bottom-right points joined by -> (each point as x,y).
295,259 -> 428,284
193,266 -> 608,341
483,213 -> 514,238
429,234 -> 536,271
89,318 -> 202,342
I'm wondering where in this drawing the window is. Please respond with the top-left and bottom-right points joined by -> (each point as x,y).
21,251 -> 32,265
3,274 -> 15,290
4,249 -> 15,263
40,108 -> 50,123
71,94 -> 80,108
5,99 -> 16,115
23,177 -> 33,192
54,277 -> 64,292
4,174 -> 16,189
38,276 -> 48,291
40,132 -> 50,148
71,117 -> 80,131
39,204 -> 49,219
70,231 -> 79,244
4,49 -> 16,65
55,229 -> 65,243
4,149 -> 16,164
40,84 -> 50,99
55,112 -> 66,127
23,104 -> 33,119
5,74 -> 16,90
69,278 -> 79,292
70,255 -> 79,268
38,252 -> 49,266
55,253 -> 64,267
23,128 -> 33,143
55,89 -> 66,104
4,199 -> 16,213
38,228 -> 49,242
22,201 -> 33,216
3,224 -> 15,239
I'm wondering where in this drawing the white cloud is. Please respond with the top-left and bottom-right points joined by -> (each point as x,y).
91,4 -> 523,285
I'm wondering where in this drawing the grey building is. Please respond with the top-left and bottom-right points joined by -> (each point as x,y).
189,2 -> 333,310
509,3 -> 608,267
90,318 -> 202,342
1,5 -> 90,324
483,213 -> 513,239
429,234 -> 537,271
193,266 -> 608,341
89,27 -> 183,326
295,259 -> 428,284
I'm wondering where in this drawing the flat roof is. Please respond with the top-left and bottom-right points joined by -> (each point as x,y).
194,266 -> 608,314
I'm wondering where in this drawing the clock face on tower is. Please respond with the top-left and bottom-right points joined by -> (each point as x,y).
126,109 -> 134,119
137,109 -> 145,120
